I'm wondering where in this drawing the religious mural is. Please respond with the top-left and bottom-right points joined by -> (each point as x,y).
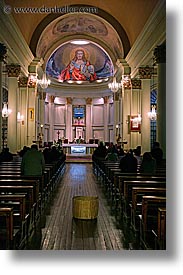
46,43 -> 114,82
36,14 -> 123,60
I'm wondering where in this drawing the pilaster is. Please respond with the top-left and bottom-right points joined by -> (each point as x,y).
154,43 -> 166,157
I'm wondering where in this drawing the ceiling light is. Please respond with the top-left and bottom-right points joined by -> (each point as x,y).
70,40 -> 90,45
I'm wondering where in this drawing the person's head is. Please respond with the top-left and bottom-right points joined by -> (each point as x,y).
99,141 -> 104,147
153,141 -> 160,148
143,152 -> 153,161
74,50 -> 86,61
31,144 -> 38,150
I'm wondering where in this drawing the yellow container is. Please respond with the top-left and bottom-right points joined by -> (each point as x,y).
72,196 -> 99,219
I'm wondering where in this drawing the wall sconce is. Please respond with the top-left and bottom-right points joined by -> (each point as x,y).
17,112 -> 24,122
148,105 -> 157,121
116,124 -> 119,136
2,102 -> 12,118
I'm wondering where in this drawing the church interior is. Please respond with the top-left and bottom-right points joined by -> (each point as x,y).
0,0 -> 166,250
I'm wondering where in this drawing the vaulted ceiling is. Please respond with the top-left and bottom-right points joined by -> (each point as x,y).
3,0 -> 161,97
5,0 -> 159,55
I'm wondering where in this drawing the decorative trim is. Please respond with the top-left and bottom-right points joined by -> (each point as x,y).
86,98 -> 92,105
138,66 -> 153,79
131,79 -> 142,89
6,64 -> 21,77
154,43 -> 166,64
18,76 -> 28,87
66,97 -> 72,105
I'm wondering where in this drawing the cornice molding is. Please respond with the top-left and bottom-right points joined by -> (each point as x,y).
0,1 -> 34,76
125,0 -> 166,78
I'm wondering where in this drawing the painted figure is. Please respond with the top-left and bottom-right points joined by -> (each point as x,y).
58,49 -> 97,82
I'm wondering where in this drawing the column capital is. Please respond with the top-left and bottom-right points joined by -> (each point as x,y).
153,44 -> 166,64
138,66 -> 153,79
49,95 -> 55,104
6,64 -> 21,77
131,78 -> 142,89
18,76 -> 28,87
66,97 -> 72,105
103,96 -> 109,104
86,97 -> 92,105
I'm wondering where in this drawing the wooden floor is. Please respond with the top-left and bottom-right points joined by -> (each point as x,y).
33,163 -> 125,250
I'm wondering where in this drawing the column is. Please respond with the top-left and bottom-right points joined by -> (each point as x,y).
86,97 -> 92,143
122,81 -> 131,150
130,79 -> 142,148
18,76 -> 28,148
26,81 -> 37,146
117,58 -> 131,149
65,97 -> 72,142
139,66 -> 153,153
113,92 -> 119,143
48,95 -> 55,142
103,96 -> 109,142
0,44 -> 7,151
154,44 -> 166,158
7,64 -> 21,153
39,91 -> 46,144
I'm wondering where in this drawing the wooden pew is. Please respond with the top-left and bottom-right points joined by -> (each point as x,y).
0,207 -> 14,249
123,180 -> 166,220
139,195 -> 166,249
110,175 -> 166,215
0,185 -> 35,240
0,194 -> 27,249
151,207 -> 166,250
131,187 -> 166,231
157,207 -> 166,249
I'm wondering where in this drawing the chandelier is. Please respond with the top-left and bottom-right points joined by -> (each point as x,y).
108,76 -> 122,93
2,102 -> 12,118
148,105 -> 157,120
37,72 -> 51,89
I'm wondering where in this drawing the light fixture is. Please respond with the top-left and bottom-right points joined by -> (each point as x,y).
17,112 -> 24,122
70,40 -> 90,45
76,80 -> 83,84
37,72 -> 51,89
108,76 -> 121,93
148,105 -> 157,120
2,102 -> 12,118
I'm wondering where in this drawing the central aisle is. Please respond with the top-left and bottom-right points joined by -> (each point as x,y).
40,163 -> 125,250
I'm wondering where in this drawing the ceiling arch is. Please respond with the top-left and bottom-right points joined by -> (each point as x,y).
29,4 -> 130,60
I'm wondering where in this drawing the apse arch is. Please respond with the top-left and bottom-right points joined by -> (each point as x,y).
29,4 -> 130,59
45,39 -> 114,84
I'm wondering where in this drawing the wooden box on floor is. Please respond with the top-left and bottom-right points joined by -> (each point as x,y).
72,196 -> 99,219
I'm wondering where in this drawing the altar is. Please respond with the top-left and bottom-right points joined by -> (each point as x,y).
62,143 -> 98,155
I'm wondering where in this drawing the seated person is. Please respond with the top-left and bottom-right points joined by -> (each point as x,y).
119,149 -> 137,173
140,152 -> 156,174
105,145 -> 119,162
21,144 -> 45,176
92,141 -> 107,161
0,147 -> 13,162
